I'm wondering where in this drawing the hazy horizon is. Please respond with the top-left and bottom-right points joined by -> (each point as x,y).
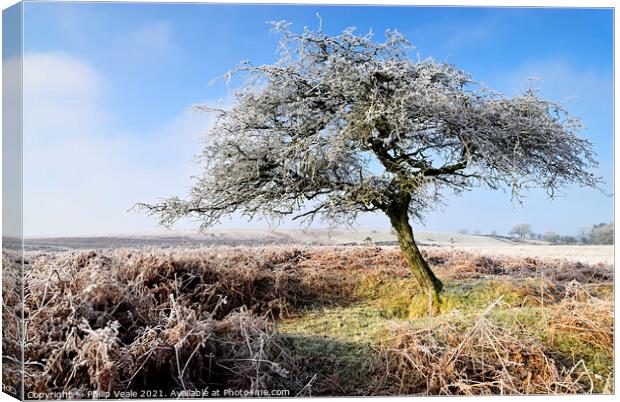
20,223 -> 613,240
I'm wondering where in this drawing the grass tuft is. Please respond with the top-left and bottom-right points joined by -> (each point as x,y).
3,245 -> 613,397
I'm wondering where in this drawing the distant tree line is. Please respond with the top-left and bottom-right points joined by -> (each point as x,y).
583,222 -> 614,245
507,222 -> 613,245
457,222 -> 613,245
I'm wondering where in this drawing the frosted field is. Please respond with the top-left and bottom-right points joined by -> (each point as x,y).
24,229 -> 613,266
442,245 -> 613,266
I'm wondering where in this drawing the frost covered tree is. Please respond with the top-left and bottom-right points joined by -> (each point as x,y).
138,21 -> 600,308
542,231 -> 560,244
590,222 -> 613,245
509,224 -> 533,239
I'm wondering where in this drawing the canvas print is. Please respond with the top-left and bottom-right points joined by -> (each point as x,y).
1,1 -> 614,399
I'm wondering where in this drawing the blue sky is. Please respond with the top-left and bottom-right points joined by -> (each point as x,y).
17,3 -> 613,236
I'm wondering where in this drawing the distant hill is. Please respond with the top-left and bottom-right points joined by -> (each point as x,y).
23,229 -> 548,251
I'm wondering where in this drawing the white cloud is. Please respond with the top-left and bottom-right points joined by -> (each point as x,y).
3,56 -> 23,239
24,52 -> 102,99
17,51 -> 382,235
123,21 -> 172,54
23,53 -> 108,141
22,52 -> 213,236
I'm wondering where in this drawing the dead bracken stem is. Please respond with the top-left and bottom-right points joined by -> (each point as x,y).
5,246 -> 613,397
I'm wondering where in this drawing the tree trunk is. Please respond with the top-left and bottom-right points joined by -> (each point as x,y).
386,206 -> 443,311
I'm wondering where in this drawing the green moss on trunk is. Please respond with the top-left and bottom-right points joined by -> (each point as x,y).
386,204 -> 443,311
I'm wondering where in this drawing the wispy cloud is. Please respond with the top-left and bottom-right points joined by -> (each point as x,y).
125,21 -> 172,53
488,59 -> 612,101
441,22 -> 499,53
22,52 -> 213,236
3,56 -> 23,238
23,52 -> 108,139
407,13 -> 511,58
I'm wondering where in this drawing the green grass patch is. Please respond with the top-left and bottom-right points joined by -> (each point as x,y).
276,272 -> 613,394
277,304 -> 392,342
276,306 -> 387,395
277,333 -> 378,395
354,272 -> 559,319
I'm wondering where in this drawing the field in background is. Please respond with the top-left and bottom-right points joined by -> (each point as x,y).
23,230 -> 614,267
3,237 -> 614,397
453,245 -> 613,266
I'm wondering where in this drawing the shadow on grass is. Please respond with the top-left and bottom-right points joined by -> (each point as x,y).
274,333 -> 379,396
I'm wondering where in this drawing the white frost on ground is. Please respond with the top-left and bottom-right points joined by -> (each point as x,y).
448,244 -> 614,266
24,229 -> 613,266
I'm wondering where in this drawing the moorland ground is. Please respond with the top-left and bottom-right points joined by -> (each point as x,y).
21,230 -> 614,265
2,233 -> 614,397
